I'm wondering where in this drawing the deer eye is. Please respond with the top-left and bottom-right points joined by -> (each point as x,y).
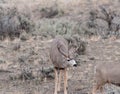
67,59 -> 70,61
67,58 -> 70,61
67,58 -> 73,61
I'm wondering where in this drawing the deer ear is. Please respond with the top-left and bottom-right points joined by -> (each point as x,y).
64,36 -> 73,43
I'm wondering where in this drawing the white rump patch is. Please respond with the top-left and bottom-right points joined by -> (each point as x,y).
68,59 -> 76,66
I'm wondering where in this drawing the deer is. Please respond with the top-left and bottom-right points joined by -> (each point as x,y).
92,62 -> 120,94
49,35 -> 77,94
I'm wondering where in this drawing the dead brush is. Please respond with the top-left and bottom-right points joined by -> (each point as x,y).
18,64 -> 34,81
88,5 -> 120,39
40,67 -> 54,81
0,6 -> 34,41
18,56 -> 35,81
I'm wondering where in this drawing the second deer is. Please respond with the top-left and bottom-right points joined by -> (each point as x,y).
92,62 -> 120,94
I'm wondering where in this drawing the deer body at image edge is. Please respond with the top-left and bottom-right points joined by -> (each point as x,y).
92,62 -> 120,94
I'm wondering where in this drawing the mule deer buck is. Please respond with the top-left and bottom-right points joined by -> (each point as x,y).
92,62 -> 120,94
49,35 -> 77,94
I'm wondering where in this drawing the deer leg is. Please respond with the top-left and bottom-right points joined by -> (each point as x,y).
64,68 -> 68,94
99,86 -> 104,94
54,68 -> 58,94
58,70 -> 62,91
92,83 -> 104,94
92,85 -> 98,94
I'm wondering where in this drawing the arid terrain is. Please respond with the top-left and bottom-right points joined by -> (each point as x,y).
0,0 -> 120,94
1,37 -> 120,94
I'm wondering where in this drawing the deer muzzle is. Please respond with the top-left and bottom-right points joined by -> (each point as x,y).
67,59 -> 77,67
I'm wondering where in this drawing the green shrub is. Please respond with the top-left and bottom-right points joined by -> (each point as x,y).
35,18 -> 82,39
0,6 -> 35,40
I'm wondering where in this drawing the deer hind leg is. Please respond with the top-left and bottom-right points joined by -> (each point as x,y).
54,68 -> 58,94
64,68 -> 68,94
99,86 -> 104,94
58,70 -> 62,91
92,82 -> 104,94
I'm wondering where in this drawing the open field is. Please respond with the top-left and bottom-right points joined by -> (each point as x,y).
1,38 -> 120,94
0,0 -> 120,94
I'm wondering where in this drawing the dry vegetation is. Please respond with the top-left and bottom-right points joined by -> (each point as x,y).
0,0 -> 120,94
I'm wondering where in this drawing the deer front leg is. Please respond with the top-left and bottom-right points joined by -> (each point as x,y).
92,85 -> 97,94
54,68 -> 58,94
58,70 -> 62,91
64,68 -> 68,94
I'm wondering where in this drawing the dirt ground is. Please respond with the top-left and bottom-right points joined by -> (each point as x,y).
0,37 -> 120,94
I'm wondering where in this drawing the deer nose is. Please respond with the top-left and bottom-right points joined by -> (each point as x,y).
73,64 -> 77,67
